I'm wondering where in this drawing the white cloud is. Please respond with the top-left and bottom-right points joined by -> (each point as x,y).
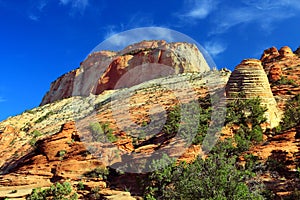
28,0 -> 48,21
28,14 -> 39,21
210,0 -> 300,34
60,0 -> 72,5
178,0 -> 219,21
59,0 -> 89,14
204,41 -> 227,57
178,0 -> 300,34
94,27 -> 175,52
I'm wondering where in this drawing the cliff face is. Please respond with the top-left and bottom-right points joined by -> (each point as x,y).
226,59 -> 281,128
260,46 -> 300,109
41,40 -> 210,106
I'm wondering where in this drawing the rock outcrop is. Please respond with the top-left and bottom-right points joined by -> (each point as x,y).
260,46 -> 300,110
41,40 -> 210,106
294,46 -> 300,56
226,59 -> 281,128
260,46 -> 280,64
268,63 -> 282,82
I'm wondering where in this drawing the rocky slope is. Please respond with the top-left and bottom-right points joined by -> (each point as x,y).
0,71 -> 230,198
1,42 -> 300,199
0,40 -> 229,199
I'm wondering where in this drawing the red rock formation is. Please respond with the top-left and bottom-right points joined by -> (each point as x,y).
260,46 -> 280,63
41,40 -> 210,106
40,69 -> 79,106
260,46 -> 300,110
226,59 -> 281,128
268,63 -> 282,82
279,46 -> 295,58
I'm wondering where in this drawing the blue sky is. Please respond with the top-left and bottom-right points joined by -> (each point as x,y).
1,0 -> 300,120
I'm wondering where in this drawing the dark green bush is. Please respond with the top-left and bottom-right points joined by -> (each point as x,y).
89,122 -> 117,143
144,142 -> 264,200
84,167 -> 109,180
271,76 -> 298,87
226,94 -> 267,152
29,130 -> 42,148
279,94 -> 300,131
35,111 -> 55,123
26,182 -> 78,200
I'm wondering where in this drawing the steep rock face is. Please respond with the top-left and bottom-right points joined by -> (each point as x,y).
260,46 -> 300,110
40,69 -> 79,106
260,46 -> 280,64
41,40 -> 210,106
268,63 -> 282,82
226,59 -> 281,128
294,46 -> 300,56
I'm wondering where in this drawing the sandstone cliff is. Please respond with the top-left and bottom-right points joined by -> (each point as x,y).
260,46 -> 300,110
41,40 -> 210,106
226,59 -> 281,128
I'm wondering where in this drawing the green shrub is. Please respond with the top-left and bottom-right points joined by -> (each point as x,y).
272,76 -> 298,87
89,122 -> 117,143
58,150 -> 67,158
28,130 -> 43,148
84,167 -> 109,180
162,100 -> 211,145
35,111 -> 55,123
26,182 -> 78,200
31,130 -> 42,138
89,186 -> 101,199
77,181 -> 84,190
279,94 -> 300,131
225,94 -> 267,152
29,138 -> 37,148
144,142 -> 264,200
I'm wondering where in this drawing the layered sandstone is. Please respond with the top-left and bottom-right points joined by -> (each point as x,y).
226,59 -> 281,128
41,40 -> 210,105
260,46 -> 300,110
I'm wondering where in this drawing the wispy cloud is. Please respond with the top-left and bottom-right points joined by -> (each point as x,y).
27,0 -> 48,21
93,27 -> 175,52
59,0 -> 89,14
177,0 -> 219,21
204,41 -> 227,57
28,14 -> 39,21
177,0 -> 300,34
211,0 -> 300,34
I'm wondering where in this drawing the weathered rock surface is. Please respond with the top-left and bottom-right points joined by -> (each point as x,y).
268,63 -> 282,82
0,69 -> 230,199
260,46 -> 300,110
4,41 -> 300,199
226,59 -> 281,128
41,40 -> 210,106
294,46 -> 300,56
260,46 -> 280,64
